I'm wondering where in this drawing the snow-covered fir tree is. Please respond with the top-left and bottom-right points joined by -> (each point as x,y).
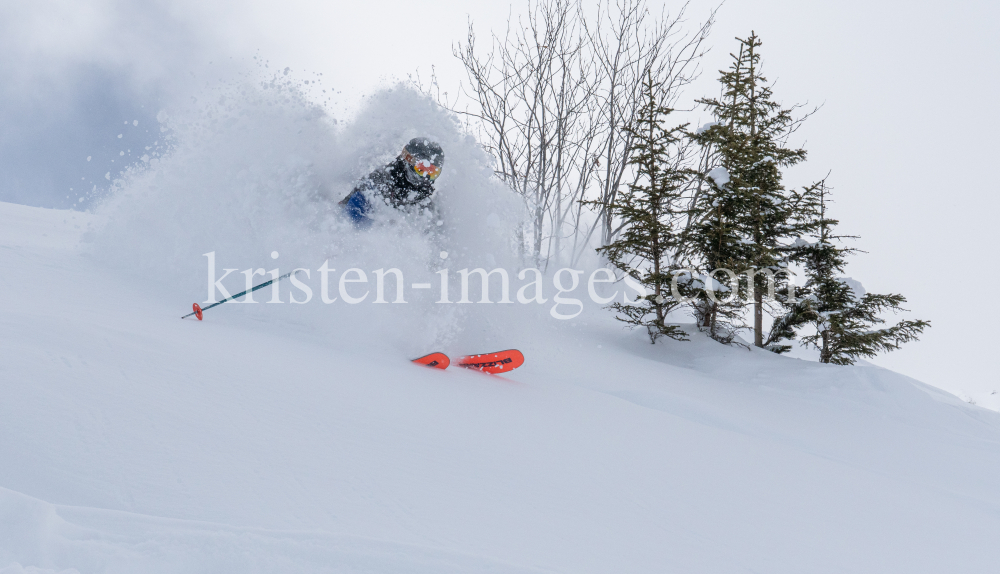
756,179 -> 828,353
686,33 -> 811,347
596,73 -> 691,343
679,147 -> 750,345
787,182 -> 930,364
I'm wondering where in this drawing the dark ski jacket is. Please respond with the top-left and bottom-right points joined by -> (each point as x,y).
340,157 -> 435,225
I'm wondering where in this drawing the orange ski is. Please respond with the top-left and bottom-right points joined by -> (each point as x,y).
412,352 -> 450,369
456,349 -> 524,374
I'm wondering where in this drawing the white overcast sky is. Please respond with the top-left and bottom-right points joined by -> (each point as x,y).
2,0 -> 998,397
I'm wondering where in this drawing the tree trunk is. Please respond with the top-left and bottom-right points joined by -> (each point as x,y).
701,300 -> 715,329
754,288 -> 763,347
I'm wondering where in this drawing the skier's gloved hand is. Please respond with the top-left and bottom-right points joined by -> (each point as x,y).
340,189 -> 373,227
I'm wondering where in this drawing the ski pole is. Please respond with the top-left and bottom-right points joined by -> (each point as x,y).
182,270 -> 298,320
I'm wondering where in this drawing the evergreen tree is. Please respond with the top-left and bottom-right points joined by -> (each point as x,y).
758,179 -> 828,353
595,73 -> 692,343
678,160 -> 750,344
687,33 -> 810,347
789,182 -> 930,364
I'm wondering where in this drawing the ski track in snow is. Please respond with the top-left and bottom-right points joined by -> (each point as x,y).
3,86 -> 1000,573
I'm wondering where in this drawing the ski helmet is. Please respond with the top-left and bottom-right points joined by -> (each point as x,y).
401,138 -> 445,183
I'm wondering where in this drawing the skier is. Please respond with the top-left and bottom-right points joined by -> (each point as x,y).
339,138 -> 445,225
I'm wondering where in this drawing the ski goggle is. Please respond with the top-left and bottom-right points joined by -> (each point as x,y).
412,160 -> 442,180
403,150 -> 443,180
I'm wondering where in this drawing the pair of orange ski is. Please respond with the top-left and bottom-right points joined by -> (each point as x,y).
412,349 -> 524,374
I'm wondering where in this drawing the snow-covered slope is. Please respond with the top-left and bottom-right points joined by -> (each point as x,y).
4,82 -> 1000,573
4,197 -> 1000,574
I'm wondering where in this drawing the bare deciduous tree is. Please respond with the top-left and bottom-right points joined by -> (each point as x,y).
582,0 -> 712,257
454,0 -> 714,269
